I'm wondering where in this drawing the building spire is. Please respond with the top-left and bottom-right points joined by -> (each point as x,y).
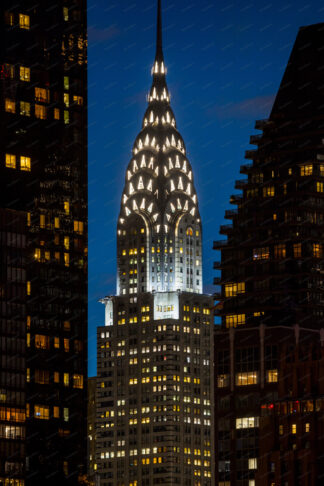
156,0 -> 164,61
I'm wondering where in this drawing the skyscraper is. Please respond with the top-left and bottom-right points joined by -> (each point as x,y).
0,1 -> 87,484
214,23 -> 324,486
95,2 -> 214,485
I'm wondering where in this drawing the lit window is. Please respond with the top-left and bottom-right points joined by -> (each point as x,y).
73,374 -> 84,389
64,110 -> 69,124
64,76 -> 69,90
320,165 -> 324,176
217,374 -> 229,388
20,101 -> 31,116
235,372 -> 258,386
300,164 -> 313,176
19,14 -> 30,29
63,373 -> 69,387
274,244 -> 286,258
54,406 -> 60,418
5,99 -> 15,113
64,201 -> 70,214
293,243 -> 302,258
73,95 -> 83,105
63,7 -> 69,21
64,93 -> 69,107
317,182 -> 324,193
35,87 -> 49,103
305,423 -> 310,433
225,314 -> 245,328
34,405 -> 50,420
63,408 -> 69,422
291,423 -> 297,434
27,281 -> 31,295
54,217 -> 60,229
313,243 -> 322,258
253,247 -> 269,260
64,252 -> 70,267
266,369 -> 278,383
20,156 -> 31,171
279,424 -> 284,435
54,371 -> 60,383
63,460 -> 69,476
5,154 -> 16,169
74,220 -> 84,234
20,66 -> 30,82
248,458 -> 257,470
224,282 -> 245,297
235,417 -> 259,429
54,337 -> 60,349
35,104 -> 47,120
35,335 -> 50,350
263,186 -> 275,197
64,237 -> 70,250
54,108 -> 60,120
64,338 -> 69,352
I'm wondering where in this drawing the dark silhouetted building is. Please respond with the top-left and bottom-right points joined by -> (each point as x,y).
214,23 -> 324,486
95,1 -> 214,485
0,1 -> 87,485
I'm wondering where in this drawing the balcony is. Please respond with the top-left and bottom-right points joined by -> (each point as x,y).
230,194 -> 242,205
235,179 -> 248,190
220,224 -> 233,235
255,118 -> 270,130
213,240 -> 227,249
240,163 -> 253,173
245,149 -> 257,160
250,134 -> 262,144
213,261 -> 221,269
225,209 -> 238,219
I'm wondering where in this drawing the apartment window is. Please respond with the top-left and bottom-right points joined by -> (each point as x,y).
63,408 -> 69,422
248,458 -> 257,470
63,7 -> 69,21
20,156 -> 31,171
20,66 -> 30,82
64,76 -> 69,90
317,182 -> 324,193
64,253 -> 70,267
305,423 -> 310,433
63,373 -> 69,387
35,87 -> 49,103
54,337 -> 60,349
53,406 -> 60,418
54,217 -> 60,229
35,370 -> 50,385
64,338 -> 69,352
74,220 -> 84,234
27,281 -> 31,295
73,95 -> 83,105
235,417 -> 259,429
34,405 -> 49,420
263,186 -> 275,197
64,201 -> 70,214
235,371 -> 258,386
73,374 -> 84,389
5,12 -> 14,26
253,247 -> 269,260
224,282 -> 245,297
54,108 -> 60,120
225,314 -> 245,328
5,99 -> 15,113
291,424 -> 297,434
19,14 -> 30,29
313,243 -> 322,258
279,424 -> 284,435
35,104 -> 47,120
274,244 -> 286,258
35,335 -> 50,350
217,374 -> 229,388
5,154 -> 16,169
293,243 -> 302,258
266,369 -> 278,383
54,372 -> 60,383
64,110 -> 69,124
20,101 -> 31,116
64,237 -> 70,250
300,164 -> 313,176
320,164 -> 324,176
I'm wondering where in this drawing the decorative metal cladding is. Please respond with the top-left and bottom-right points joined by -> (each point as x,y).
117,2 -> 202,296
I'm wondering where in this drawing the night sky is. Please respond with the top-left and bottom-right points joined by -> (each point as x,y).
87,0 -> 324,376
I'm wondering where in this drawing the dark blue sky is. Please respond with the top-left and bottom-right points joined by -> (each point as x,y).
87,0 -> 324,376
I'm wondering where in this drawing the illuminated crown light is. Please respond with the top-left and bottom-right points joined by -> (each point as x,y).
123,194 -> 128,204
154,166 -> 159,176
178,177 -> 184,190
138,177 -> 144,190
141,155 -> 146,168
192,194 -> 197,203
140,198 -> 146,210
127,170 -> 132,180
148,158 -> 154,169
133,160 -> 138,171
186,184 -> 191,196
177,198 -> 182,210
166,213 -> 171,221
184,200 -> 189,211
153,213 -> 159,222
147,180 -> 153,191
170,180 -> 175,192
133,200 -> 138,210
175,155 -> 181,168
148,203 -> 153,213
125,207 -> 131,216
129,183 -> 134,195
170,203 -> 175,213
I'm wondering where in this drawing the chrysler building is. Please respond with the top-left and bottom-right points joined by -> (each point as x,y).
95,2 -> 214,485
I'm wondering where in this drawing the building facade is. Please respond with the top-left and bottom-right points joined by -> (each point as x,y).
0,1 -> 88,484
96,2 -> 214,485
214,23 -> 324,486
